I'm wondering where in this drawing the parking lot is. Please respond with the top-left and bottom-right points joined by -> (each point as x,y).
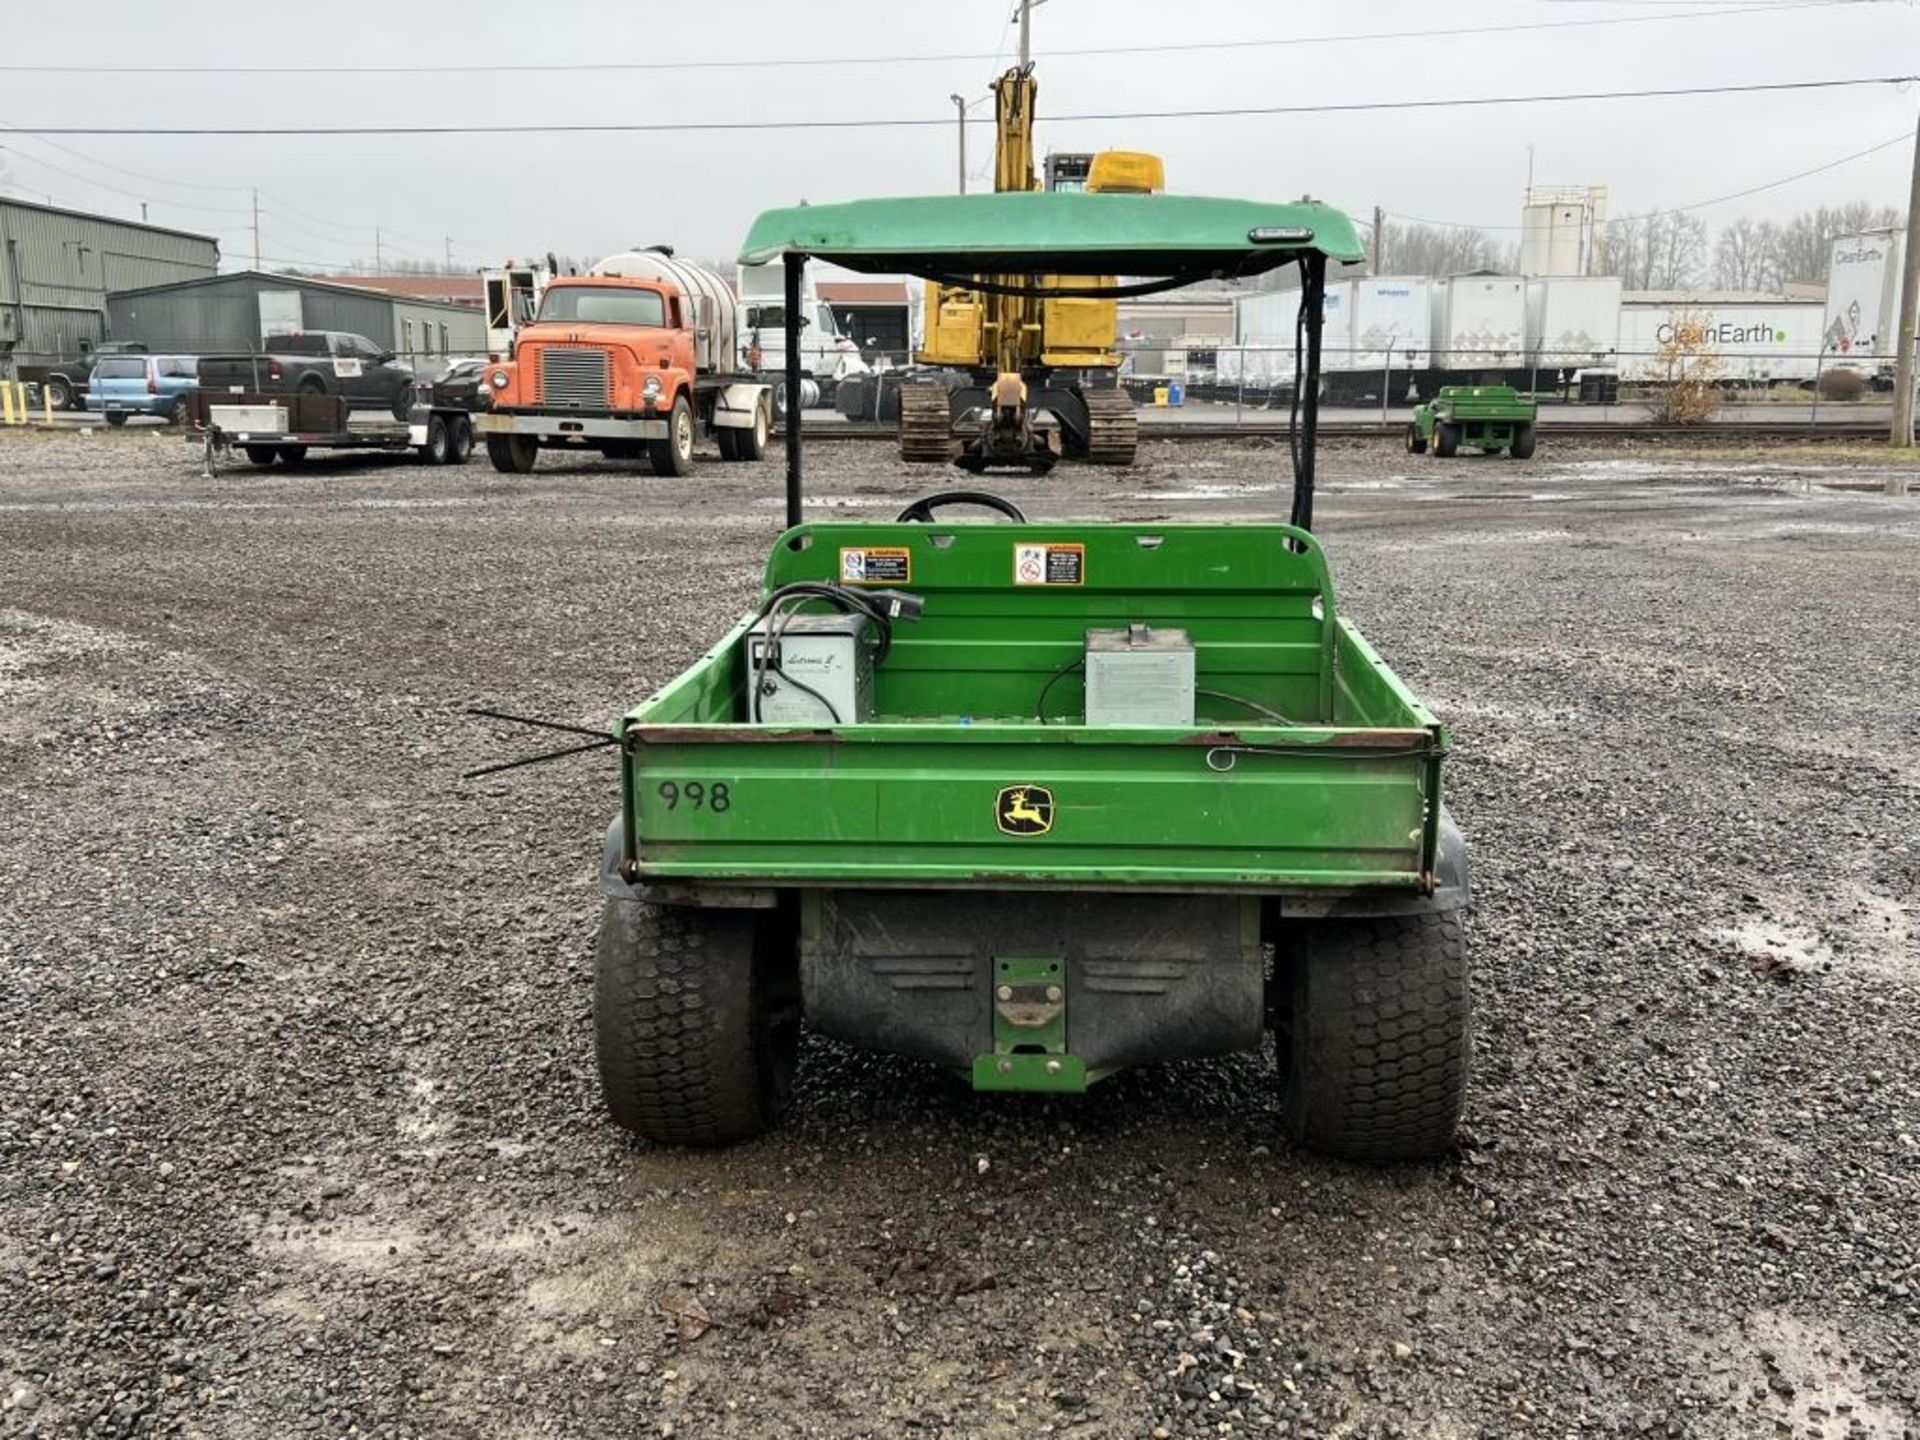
2,429 -> 1917,1439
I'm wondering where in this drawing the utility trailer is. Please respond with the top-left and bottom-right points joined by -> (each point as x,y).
1408,385 -> 1537,458
556,192 -> 1471,1163
188,389 -> 479,473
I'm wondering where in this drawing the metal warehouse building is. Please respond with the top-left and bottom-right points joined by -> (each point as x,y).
106,270 -> 487,369
0,198 -> 218,379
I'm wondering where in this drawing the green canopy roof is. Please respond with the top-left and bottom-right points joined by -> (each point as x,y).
737,192 -> 1364,280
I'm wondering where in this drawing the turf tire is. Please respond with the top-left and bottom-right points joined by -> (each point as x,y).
595,898 -> 798,1147
1278,913 -> 1470,1162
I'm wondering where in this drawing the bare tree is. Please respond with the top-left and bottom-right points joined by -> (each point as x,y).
1772,201 -> 1903,284
1712,217 -> 1780,291
1377,221 -> 1510,276
1603,212 -> 1707,291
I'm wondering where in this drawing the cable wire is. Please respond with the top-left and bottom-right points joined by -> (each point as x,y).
0,1 -> 1888,74
7,75 -> 1913,136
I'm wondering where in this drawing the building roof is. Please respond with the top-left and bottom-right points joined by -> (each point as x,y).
107,268 -> 481,315
0,195 -> 218,248
819,281 -> 910,305
322,274 -> 484,305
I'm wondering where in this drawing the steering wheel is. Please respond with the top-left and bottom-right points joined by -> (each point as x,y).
894,491 -> 1028,523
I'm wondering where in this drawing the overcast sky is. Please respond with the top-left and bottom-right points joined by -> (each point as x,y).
1,0 -> 1914,275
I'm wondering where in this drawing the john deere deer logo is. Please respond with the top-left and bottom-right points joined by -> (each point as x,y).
996,785 -> 1054,836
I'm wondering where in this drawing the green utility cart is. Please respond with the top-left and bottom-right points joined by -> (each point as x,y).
591,194 -> 1471,1162
1408,385 -> 1538,459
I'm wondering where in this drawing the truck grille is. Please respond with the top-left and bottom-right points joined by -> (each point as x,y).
537,347 -> 610,409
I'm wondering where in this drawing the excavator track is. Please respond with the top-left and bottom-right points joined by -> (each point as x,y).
1081,386 -> 1139,466
898,384 -> 957,464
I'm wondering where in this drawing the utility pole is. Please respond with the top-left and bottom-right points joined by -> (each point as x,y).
951,94 -> 968,195
444,235 -> 454,269
374,226 -> 383,271
1373,205 -> 1385,274
1014,0 -> 1048,67
250,188 -> 260,271
1889,102 -> 1920,488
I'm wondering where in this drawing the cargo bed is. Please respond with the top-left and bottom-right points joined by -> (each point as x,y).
616,523 -> 1447,895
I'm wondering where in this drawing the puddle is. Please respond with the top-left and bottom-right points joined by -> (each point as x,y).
1689,1309 -> 1912,1437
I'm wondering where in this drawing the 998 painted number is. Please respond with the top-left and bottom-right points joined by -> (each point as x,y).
657,780 -> 731,813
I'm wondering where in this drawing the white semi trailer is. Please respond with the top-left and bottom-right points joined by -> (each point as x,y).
1616,298 -> 1825,385
1822,229 -> 1905,384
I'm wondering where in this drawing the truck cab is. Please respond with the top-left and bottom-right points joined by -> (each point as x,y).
475,265 -> 771,477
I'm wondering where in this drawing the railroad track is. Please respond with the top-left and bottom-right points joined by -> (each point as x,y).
785,419 -> 1898,443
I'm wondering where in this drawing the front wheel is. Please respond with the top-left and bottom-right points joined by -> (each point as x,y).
1276,913 -> 1470,1162
1405,422 -> 1428,455
595,899 -> 798,1146
1434,422 -> 1460,458
648,394 -> 695,477
46,375 -> 74,410
485,433 -> 538,474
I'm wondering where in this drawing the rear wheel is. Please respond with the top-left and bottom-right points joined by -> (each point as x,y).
165,398 -> 188,426
422,415 -> 452,464
244,445 -> 278,468
485,433 -> 538,474
1405,422 -> 1428,455
648,394 -> 695,477
734,395 -> 770,461
1275,913 -> 1470,1162
1434,422 -> 1460,458
595,898 -> 798,1146
1509,423 -> 1537,459
390,388 -> 413,422
447,414 -> 474,463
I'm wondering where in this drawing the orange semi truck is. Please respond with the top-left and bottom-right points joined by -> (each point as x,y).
474,247 -> 773,475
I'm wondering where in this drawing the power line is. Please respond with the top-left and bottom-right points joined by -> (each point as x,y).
5,74 -> 1914,136
1390,129 -> 1913,231
0,0 -> 1892,74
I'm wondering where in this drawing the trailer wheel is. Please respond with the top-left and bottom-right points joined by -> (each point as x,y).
1405,422 -> 1427,455
447,414 -> 474,463
485,433 -> 538,474
648,394 -> 695,477
595,898 -> 798,1147
1434,422 -> 1460,458
1276,913 -> 1470,1162
105,412 -> 128,428
1509,424 -> 1537,460
278,445 -> 308,468
422,415 -> 452,465
244,445 -> 278,467
718,397 -> 770,463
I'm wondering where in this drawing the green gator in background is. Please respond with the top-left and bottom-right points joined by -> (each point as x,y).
1409,385 -> 1539,459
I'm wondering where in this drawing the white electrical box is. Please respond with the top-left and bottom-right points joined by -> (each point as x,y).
1084,625 -> 1195,726
746,612 -> 874,725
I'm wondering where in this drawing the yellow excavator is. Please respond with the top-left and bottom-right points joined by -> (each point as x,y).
899,64 -> 1156,472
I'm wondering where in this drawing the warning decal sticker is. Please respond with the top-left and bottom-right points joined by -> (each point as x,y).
840,546 -> 912,585
1013,542 -> 1085,586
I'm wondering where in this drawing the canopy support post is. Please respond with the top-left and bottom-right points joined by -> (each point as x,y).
784,251 -> 805,529
1293,252 -> 1326,533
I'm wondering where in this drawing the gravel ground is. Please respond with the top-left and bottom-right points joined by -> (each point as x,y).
1,427 -> 1916,1440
